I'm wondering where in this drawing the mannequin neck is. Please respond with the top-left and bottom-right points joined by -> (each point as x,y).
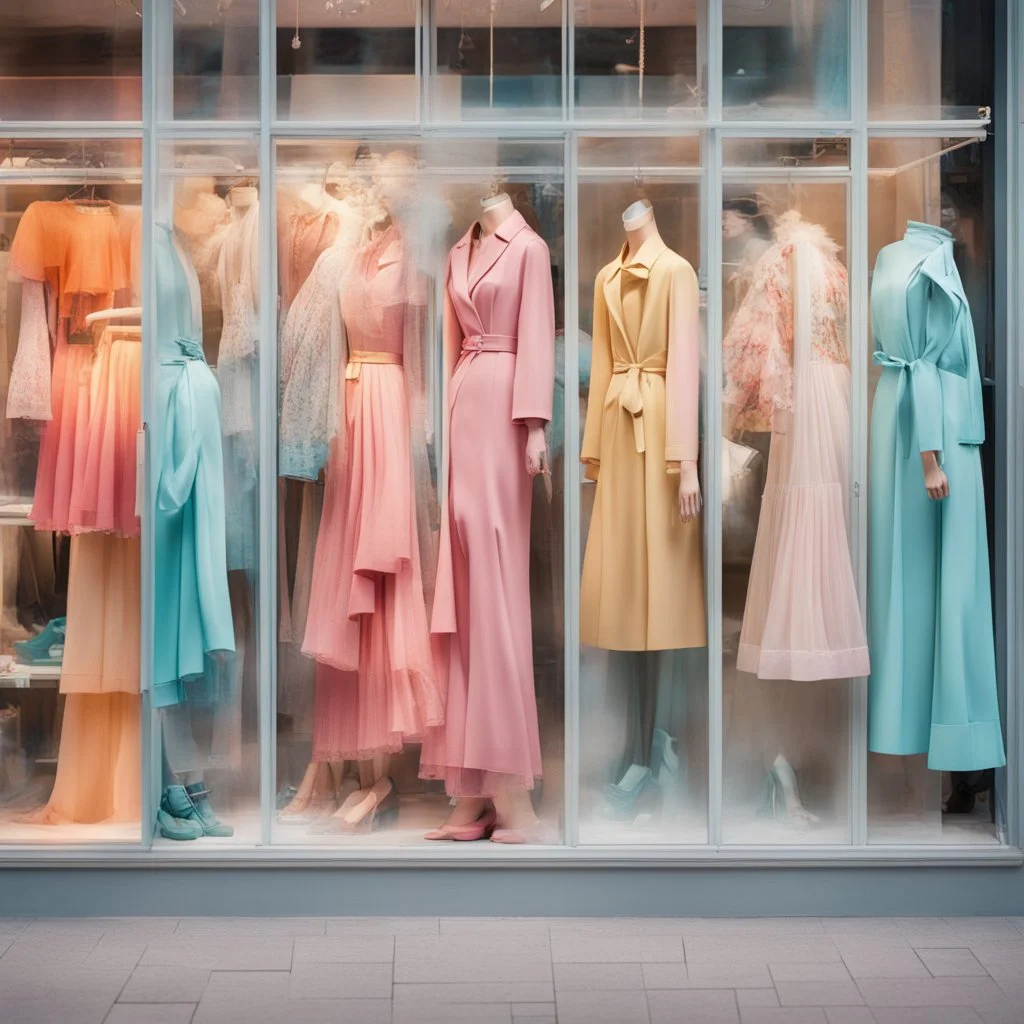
479,192 -> 515,237
229,186 -> 258,210
622,200 -> 659,258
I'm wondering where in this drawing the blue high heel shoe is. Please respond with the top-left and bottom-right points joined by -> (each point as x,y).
604,763 -> 652,819
14,617 -> 66,665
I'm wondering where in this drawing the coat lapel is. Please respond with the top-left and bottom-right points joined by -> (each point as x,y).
603,247 -> 629,347
468,210 -> 528,294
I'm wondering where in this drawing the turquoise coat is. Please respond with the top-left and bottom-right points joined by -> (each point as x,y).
152,225 -> 236,708
868,221 -> 1004,771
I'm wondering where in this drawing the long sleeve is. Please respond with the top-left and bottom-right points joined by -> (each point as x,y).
511,235 -> 555,424
664,258 -> 700,464
191,371 -> 235,656
580,269 -> 612,481
6,280 -> 52,420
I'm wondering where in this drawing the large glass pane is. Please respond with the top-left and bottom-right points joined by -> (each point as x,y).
723,0 -> 849,119
866,136 -> 1002,845
274,138 -> 565,846
575,136 -> 708,845
573,1 -> 705,121
173,0 -> 259,121
277,0 -> 418,123
0,138 -> 143,844
151,140 -> 261,846
720,157 -> 857,844
0,4 -> 143,122
431,0 -> 562,121
868,0 -> 994,121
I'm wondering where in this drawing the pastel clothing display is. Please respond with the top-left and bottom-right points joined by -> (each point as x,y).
868,221 -> 1004,771
277,191 -> 341,311
580,236 -> 706,652
422,210 -> 554,797
6,201 -> 137,533
302,225 -> 442,759
152,225 -> 236,709
724,212 -> 869,681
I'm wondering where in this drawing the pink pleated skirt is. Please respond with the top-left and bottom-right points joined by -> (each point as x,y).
736,361 -> 870,681
69,328 -> 141,537
302,362 -> 442,760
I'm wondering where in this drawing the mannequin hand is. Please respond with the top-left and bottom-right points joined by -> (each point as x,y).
678,462 -> 702,522
922,451 -> 949,500
525,424 -> 549,478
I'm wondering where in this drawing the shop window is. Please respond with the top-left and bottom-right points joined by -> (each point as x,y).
866,136 -> 1002,845
0,138 -> 143,844
868,0 -> 995,121
723,0 -> 849,119
0,3 -> 143,122
573,1 -> 705,121
173,0 -> 260,121
575,136 -> 709,845
430,0 -> 563,121
273,138 -> 566,845
276,0 -> 419,123
148,140 -> 264,846
720,145 -> 855,843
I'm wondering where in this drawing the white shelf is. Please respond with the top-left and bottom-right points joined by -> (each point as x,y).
0,663 -> 61,688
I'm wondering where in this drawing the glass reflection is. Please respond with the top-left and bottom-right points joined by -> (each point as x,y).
723,0 -> 849,118
720,180 -> 857,844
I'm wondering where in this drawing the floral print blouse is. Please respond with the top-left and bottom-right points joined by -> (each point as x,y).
723,211 -> 849,433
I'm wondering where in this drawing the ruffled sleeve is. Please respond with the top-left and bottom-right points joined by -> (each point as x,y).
9,203 -> 58,283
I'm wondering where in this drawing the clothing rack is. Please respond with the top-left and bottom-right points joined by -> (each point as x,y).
866,135 -> 986,179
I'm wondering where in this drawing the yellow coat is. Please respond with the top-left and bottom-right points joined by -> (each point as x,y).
580,236 -> 707,651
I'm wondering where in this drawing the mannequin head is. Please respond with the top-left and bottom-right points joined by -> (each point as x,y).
376,149 -> 417,216
722,197 -> 773,241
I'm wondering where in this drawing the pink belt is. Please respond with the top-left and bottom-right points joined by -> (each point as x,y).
461,333 -> 517,356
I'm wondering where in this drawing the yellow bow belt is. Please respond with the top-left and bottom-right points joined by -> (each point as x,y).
612,360 -> 666,454
345,349 -> 403,380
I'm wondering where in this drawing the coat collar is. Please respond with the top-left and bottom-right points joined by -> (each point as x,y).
452,209 -> 530,296
606,233 -> 668,282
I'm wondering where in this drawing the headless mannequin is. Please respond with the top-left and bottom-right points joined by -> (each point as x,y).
432,192 -> 548,837
621,200 -> 701,522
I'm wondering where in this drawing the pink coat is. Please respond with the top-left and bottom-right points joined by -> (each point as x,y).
420,210 -> 555,797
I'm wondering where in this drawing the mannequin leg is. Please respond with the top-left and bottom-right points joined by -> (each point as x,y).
492,786 -> 539,832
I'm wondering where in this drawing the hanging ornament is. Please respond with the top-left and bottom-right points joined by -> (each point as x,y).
292,0 -> 302,48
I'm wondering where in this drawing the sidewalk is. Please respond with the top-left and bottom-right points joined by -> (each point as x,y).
1,915 -> 1022,1023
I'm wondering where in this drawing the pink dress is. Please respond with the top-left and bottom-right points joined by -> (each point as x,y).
723,212 -> 869,681
6,201 -> 137,534
302,225 -> 442,760
421,210 -> 555,797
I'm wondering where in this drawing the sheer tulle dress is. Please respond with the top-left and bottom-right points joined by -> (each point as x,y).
302,225 -> 442,760
723,213 -> 869,682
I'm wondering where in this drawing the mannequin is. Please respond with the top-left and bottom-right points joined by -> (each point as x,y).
582,200 -> 705,819
622,200 -> 700,523
421,188 -> 555,842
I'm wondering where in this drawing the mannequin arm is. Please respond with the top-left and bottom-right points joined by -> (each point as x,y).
524,418 -> 548,477
677,460 -> 702,522
921,450 -> 948,500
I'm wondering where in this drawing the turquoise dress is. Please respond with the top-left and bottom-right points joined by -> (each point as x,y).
868,221 -> 1004,771
152,225 -> 235,708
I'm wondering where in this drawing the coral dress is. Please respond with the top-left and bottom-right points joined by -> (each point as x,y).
868,222 -> 1004,771
6,201 -> 137,533
302,225 -> 442,760
724,212 -> 869,681
421,210 -> 555,797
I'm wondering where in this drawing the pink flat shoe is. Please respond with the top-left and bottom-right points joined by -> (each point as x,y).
424,808 -> 496,842
490,820 -> 546,845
